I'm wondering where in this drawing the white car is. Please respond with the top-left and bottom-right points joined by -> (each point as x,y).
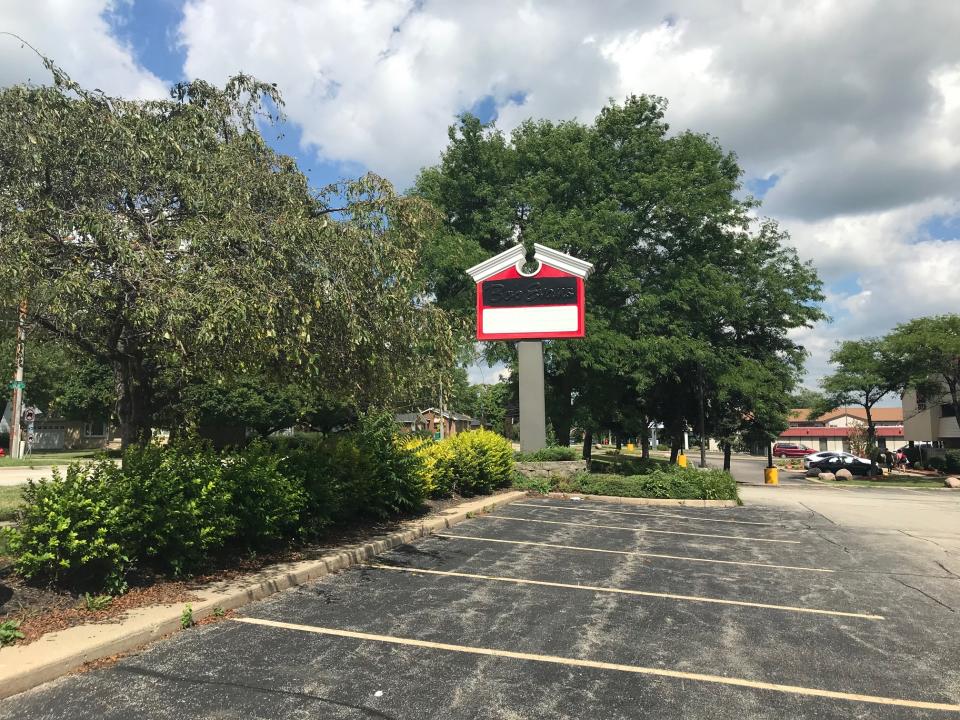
803,451 -> 869,469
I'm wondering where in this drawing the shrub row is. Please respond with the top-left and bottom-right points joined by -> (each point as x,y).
513,465 -> 739,502
7,419 -> 514,592
927,451 -> 960,474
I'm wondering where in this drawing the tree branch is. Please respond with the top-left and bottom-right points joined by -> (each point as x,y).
31,313 -> 117,363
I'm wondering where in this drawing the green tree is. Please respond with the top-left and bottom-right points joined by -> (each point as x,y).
0,334 -> 114,422
0,59 -> 450,446
817,339 -> 904,445
416,98 -> 824,458
887,314 -> 960,425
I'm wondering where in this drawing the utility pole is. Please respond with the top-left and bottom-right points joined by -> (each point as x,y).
9,300 -> 27,459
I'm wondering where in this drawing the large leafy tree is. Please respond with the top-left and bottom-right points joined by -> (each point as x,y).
816,339 -> 904,445
887,314 -> 960,426
415,98 -> 823,453
0,60 -> 451,446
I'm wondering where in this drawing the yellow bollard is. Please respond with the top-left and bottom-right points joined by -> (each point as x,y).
764,467 -> 779,485
626,442 -> 635,451
677,452 -> 687,468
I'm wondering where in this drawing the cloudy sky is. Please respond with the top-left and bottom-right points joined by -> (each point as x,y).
2,0 -> 959,388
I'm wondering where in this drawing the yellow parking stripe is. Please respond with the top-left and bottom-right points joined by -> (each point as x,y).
485,515 -> 802,544
366,564 -> 882,620
513,502 -> 779,527
434,534 -> 835,573
234,618 -> 960,713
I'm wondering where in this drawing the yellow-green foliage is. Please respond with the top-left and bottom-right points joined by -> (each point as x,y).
412,429 -> 514,497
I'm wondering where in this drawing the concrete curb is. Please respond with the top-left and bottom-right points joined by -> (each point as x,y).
543,492 -> 738,507
0,490 -> 527,699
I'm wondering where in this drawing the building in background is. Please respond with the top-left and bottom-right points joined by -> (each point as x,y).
776,407 -> 904,453
902,387 -> 960,448
395,408 -> 476,438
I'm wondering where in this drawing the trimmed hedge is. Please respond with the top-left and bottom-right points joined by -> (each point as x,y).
8,419 -> 513,591
514,466 -> 739,502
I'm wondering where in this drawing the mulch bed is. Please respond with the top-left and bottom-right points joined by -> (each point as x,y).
0,490 -> 509,647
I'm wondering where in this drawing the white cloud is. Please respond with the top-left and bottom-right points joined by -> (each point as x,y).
0,0 -> 167,98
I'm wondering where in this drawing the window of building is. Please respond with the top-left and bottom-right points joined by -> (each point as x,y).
84,421 -> 107,437
819,439 -> 828,451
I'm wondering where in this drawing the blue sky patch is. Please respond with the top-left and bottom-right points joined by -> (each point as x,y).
102,0 -> 186,83
918,213 -> 960,241
745,173 -> 779,199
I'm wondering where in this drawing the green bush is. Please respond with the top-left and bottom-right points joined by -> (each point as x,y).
446,430 -> 514,495
10,460 -> 129,592
590,455 -> 670,475
510,472 -> 552,494
928,455 -> 947,472
119,441 -> 235,576
352,413 -> 428,517
945,451 -> 960,474
9,418 -> 511,592
515,465 -> 738,502
222,441 -> 306,549
515,446 -> 578,462
273,413 -> 428,524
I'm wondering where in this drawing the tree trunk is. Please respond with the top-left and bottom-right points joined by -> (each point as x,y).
864,404 -> 876,447
115,355 -> 154,449
640,422 -> 650,459
723,442 -> 732,472
582,429 -> 593,466
616,435 -> 622,452
670,436 -> 681,463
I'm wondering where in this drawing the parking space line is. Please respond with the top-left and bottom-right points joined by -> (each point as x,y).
434,534 -> 836,573
234,618 -> 960,713
367,564 -> 883,619
512,502 -> 780,527
485,515 -> 802,544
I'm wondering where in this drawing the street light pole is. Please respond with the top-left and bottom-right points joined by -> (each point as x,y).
9,300 -> 27,459
698,362 -> 707,468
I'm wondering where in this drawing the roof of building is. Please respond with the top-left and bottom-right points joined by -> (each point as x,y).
789,406 -> 903,424
779,426 -> 904,439
395,409 -> 475,423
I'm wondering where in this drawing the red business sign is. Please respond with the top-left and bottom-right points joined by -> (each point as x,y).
466,244 -> 593,340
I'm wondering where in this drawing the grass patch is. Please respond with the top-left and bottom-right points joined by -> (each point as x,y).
0,484 -> 25,521
513,466 -> 738,502
0,451 -> 99,468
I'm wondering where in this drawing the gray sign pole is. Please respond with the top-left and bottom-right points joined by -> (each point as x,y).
518,340 -> 547,453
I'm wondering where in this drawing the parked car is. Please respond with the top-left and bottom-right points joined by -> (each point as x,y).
808,454 -> 877,476
772,442 -> 816,458
803,451 -> 866,469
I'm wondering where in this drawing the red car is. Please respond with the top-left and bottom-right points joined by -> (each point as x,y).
773,442 -> 815,458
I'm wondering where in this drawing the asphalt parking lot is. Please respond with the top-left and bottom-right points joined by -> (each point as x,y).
3,496 -> 959,719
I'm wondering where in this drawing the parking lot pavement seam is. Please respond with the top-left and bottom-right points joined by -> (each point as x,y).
232,618 -> 960,714
434,534 -> 837,573
511,502 -> 784,527
364,564 -> 885,620
484,514 -> 803,544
